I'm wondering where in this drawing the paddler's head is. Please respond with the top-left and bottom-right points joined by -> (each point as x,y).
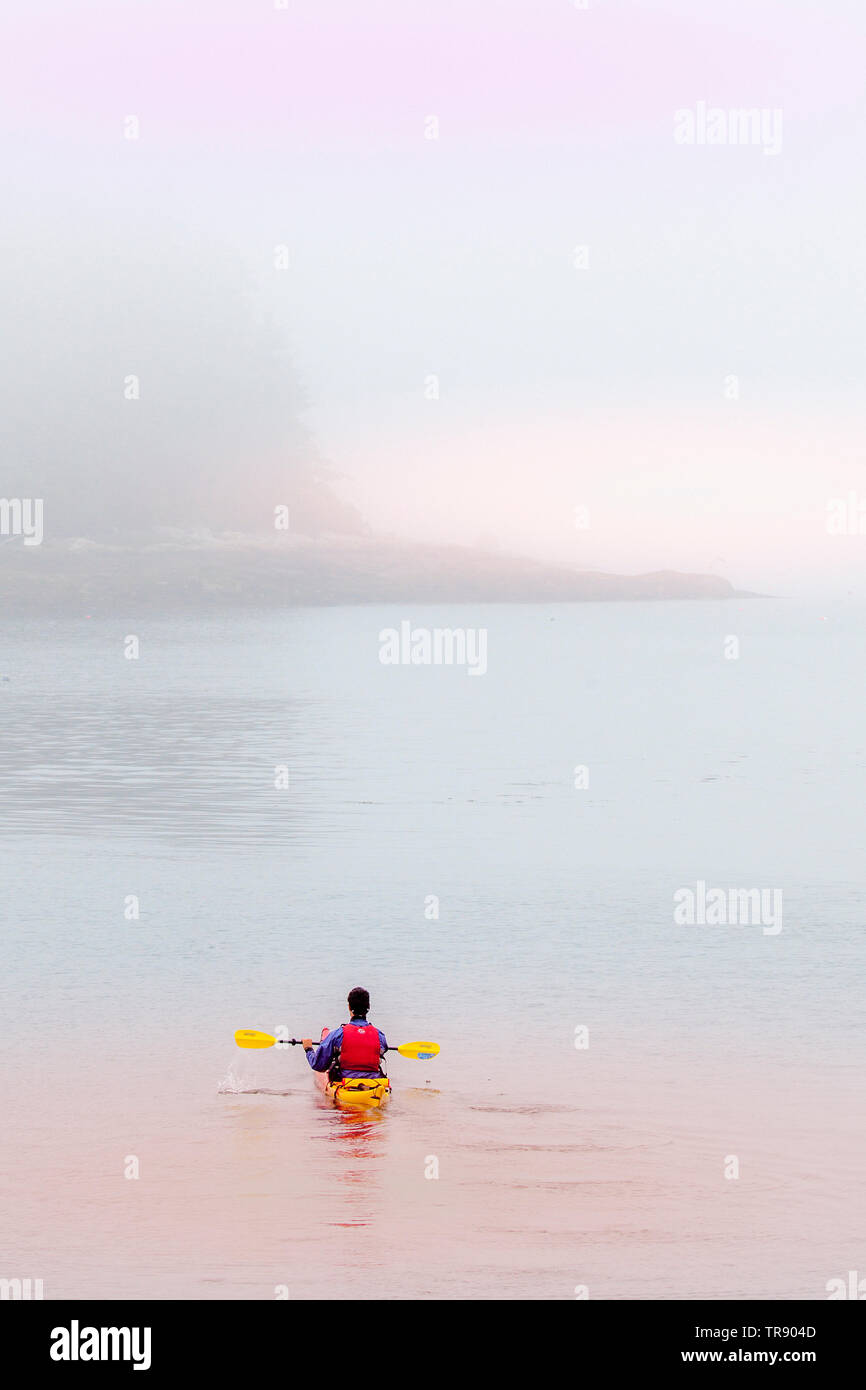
347,986 -> 370,1019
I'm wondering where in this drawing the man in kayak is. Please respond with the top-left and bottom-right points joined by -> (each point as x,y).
301,987 -> 388,1080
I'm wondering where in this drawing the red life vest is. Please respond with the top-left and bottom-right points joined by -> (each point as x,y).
339,1020 -> 382,1072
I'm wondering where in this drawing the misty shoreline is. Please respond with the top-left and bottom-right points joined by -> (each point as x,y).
0,533 -> 746,615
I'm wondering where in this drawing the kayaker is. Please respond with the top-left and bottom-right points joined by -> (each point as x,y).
302,988 -> 388,1080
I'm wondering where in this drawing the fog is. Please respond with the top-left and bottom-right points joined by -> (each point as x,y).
3,0 -> 865,597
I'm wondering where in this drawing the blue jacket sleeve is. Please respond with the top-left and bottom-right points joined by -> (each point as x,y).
305,1026 -> 342,1072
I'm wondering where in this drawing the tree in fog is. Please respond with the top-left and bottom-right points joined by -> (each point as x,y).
1,224 -> 364,540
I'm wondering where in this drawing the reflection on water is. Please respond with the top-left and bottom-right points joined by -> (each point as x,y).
329,1111 -> 387,1140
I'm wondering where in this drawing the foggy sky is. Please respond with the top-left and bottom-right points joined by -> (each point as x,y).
3,0 -> 865,595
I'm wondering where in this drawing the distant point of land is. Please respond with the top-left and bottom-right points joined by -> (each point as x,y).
0,531 -> 746,615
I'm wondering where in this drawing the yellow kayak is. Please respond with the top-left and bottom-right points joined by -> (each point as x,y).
318,1074 -> 391,1109
313,1027 -> 391,1110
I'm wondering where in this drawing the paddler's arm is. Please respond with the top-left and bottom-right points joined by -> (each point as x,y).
302,1026 -> 342,1072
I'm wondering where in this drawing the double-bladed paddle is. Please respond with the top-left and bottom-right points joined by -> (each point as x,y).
234,1028 -> 439,1061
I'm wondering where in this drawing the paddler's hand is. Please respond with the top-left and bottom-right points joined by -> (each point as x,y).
301,1038 -> 314,1050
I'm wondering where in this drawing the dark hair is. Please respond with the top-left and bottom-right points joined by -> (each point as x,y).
347,986 -> 370,1017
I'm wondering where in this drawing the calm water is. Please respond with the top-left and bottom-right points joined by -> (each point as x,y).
1,600 -> 864,1299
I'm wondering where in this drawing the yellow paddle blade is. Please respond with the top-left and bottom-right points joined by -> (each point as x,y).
234,1029 -> 276,1049
396,1040 -> 439,1061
